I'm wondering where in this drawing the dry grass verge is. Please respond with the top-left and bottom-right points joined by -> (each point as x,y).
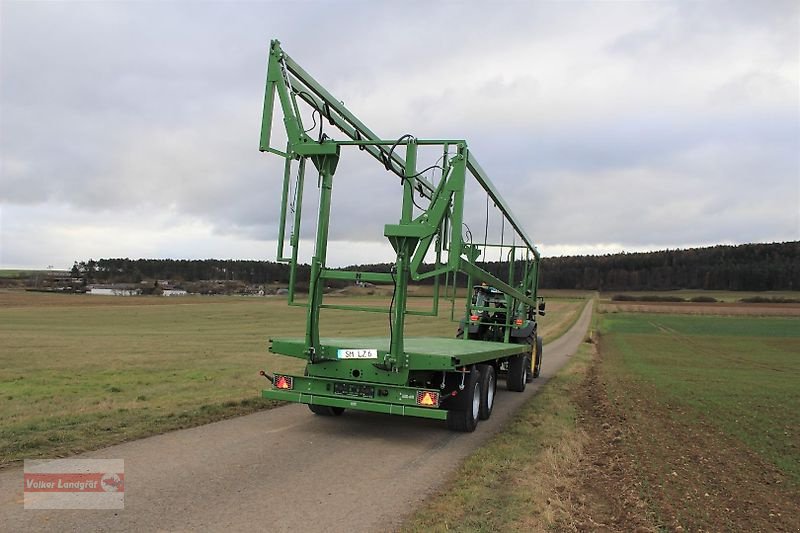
401,343 -> 594,532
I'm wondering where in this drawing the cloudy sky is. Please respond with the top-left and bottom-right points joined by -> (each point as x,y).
1,0 -> 798,269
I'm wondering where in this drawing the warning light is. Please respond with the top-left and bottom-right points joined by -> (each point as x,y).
470,315 -> 479,322
275,375 -> 293,390
416,390 -> 439,407
515,318 -> 524,326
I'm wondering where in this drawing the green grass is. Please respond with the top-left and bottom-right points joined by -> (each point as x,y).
0,269 -> 68,278
600,313 -> 800,483
0,291 -> 583,465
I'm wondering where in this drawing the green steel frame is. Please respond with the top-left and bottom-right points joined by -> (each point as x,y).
259,40 -> 543,416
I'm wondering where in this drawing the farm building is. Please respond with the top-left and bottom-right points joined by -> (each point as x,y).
162,289 -> 188,296
88,284 -> 142,296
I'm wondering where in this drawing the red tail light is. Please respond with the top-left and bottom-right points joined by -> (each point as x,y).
275,375 -> 293,390
416,390 -> 439,407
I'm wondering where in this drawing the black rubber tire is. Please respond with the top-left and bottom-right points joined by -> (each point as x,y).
446,367 -> 481,432
531,335 -> 543,379
477,364 -> 496,420
524,335 -> 535,383
511,331 -> 536,385
308,404 -> 345,416
507,353 -> 528,392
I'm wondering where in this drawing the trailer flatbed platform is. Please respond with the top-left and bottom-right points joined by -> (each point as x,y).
270,336 -> 529,370
263,336 -> 531,421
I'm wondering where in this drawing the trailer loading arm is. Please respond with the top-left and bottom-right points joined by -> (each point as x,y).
259,40 -> 544,373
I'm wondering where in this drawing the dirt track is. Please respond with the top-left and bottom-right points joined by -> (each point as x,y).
0,301 -> 593,532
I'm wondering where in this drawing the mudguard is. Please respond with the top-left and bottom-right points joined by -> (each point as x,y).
510,321 -> 536,339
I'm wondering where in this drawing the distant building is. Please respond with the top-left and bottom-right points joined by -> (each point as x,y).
88,284 -> 142,296
162,289 -> 188,296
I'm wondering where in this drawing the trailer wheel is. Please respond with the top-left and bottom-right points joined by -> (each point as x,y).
531,335 -> 543,379
446,367 -> 481,432
507,354 -> 528,392
477,364 -> 496,420
308,404 -> 345,416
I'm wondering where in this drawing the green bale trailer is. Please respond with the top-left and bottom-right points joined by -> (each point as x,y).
259,40 -> 545,432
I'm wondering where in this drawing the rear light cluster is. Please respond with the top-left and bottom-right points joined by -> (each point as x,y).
274,375 -> 293,390
416,390 -> 439,407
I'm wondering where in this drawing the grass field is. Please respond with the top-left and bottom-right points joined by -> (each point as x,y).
600,289 -> 800,303
0,290 -> 585,466
403,308 -> 800,531
592,312 -> 800,530
0,269 -> 68,279
569,289 -> 800,319
601,313 -> 800,483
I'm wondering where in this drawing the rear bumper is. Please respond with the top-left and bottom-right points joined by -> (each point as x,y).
262,389 -> 447,420
262,374 -> 448,420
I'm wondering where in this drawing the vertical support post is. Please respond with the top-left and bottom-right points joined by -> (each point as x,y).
504,246 -> 515,343
448,145 -> 469,330
431,142 -> 448,318
276,148 -> 292,262
522,249 -> 530,295
402,139 -> 417,221
389,139 -> 417,367
463,268 -> 473,339
448,145 -> 467,271
430,230 -> 442,316
305,158 -> 335,359
287,158 -> 305,305
390,243 -> 410,366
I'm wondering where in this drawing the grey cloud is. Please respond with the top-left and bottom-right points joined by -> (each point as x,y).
1,1 -> 797,268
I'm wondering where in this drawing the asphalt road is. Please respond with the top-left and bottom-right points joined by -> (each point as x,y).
1,300 -> 593,532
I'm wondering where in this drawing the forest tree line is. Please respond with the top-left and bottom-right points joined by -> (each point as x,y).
72,241 -> 799,292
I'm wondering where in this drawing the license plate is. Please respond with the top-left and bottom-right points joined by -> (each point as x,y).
334,382 -> 375,398
337,348 -> 378,359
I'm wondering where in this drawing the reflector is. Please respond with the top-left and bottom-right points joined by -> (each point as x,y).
416,390 -> 439,407
275,375 -> 293,390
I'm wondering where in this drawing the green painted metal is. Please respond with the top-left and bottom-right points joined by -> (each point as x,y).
320,270 -> 393,283
262,388 -> 448,420
259,39 -> 543,422
270,336 -> 528,370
